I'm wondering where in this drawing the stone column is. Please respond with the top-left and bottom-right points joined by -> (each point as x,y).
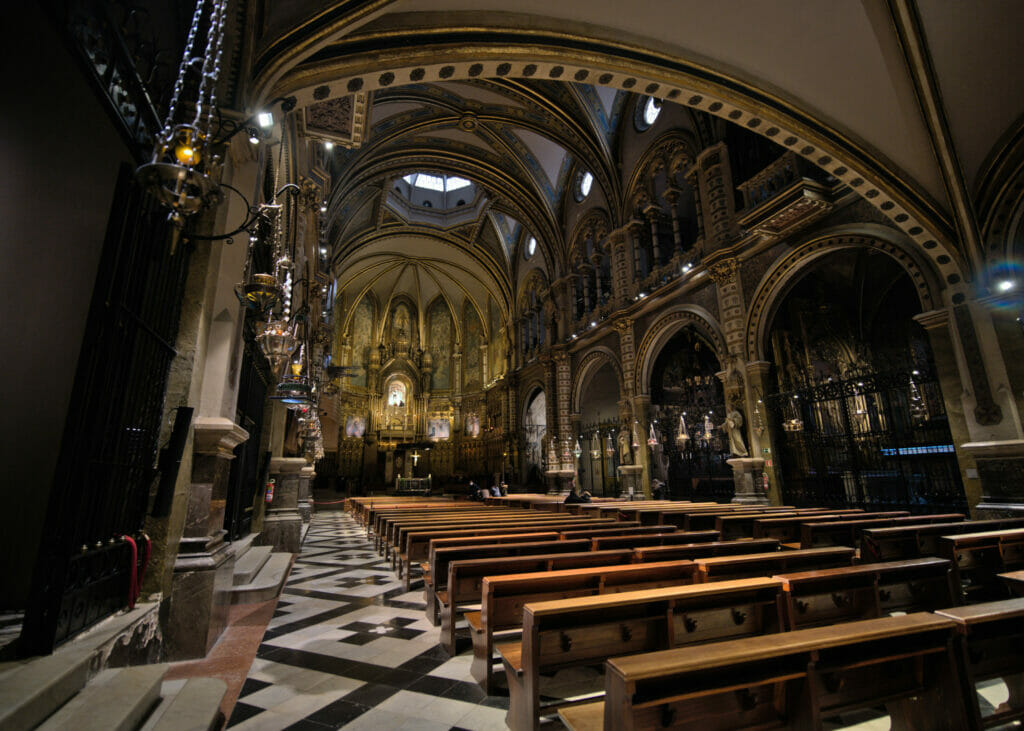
644,205 -> 662,265
607,229 -> 633,307
259,457 -> 306,553
746,360 -> 782,505
692,143 -> 739,257
164,417 -> 247,661
631,395 -> 653,498
663,186 -> 684,256
297,463 -> 314,523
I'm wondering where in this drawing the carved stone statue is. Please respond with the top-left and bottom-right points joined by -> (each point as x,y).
722,406 -> 749,457
617,428 -> 632,465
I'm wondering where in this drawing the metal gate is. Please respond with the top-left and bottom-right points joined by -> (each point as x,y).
765,367 -> 967,513
224,335 -> 271,541
656,405 -> 734,502
21,165 -> 190,654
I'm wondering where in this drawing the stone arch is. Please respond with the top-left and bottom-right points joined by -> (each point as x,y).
635,305 -> 727,396
569,208 -> 612,260
744,224 -> 946,362
571,347 -> 624,414
622,130 -> 699,222
253,32 -> 971,288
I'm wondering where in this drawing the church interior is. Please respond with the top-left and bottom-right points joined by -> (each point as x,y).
4,0 -> 1024,729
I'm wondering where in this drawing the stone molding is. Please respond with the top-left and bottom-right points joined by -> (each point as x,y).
961,440 -> 1024,459
193,416 -> 249,457
270,457 -> 309,474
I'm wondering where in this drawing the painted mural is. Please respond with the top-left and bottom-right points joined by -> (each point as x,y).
464,300 -> 482,391
428,297 -> 451,390
350,295 -> 374,387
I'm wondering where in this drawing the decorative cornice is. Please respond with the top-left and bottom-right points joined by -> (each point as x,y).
193,417 -> 250,457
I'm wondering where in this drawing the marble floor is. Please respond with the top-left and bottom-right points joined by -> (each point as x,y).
226,511 -> 1016,731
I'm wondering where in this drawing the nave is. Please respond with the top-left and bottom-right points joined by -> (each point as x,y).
226,508 -> 1017,730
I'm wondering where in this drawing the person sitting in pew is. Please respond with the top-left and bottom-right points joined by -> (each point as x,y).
564,488 -> 591,504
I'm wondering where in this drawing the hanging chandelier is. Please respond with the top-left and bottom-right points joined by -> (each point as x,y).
136,0 -> 230,251
675,413 -> 690,448
647,423 -> 659,447
256,318 -> 298,379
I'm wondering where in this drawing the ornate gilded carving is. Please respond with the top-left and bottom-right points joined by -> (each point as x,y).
707,258 -> 740,286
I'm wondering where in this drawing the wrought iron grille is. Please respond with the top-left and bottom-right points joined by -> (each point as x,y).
655,405 -> 734,503
764,366 -> 967,513
21,166 -> 190,654
224,333 -> 271,541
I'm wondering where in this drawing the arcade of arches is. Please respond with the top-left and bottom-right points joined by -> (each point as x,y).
5,0 -> 1024,708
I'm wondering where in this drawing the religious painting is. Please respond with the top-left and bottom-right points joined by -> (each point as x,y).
345,416 -> 366,438
350,296 -> 374,387
463,300 -> 482,391
428,297 -> 451,389
427,418 -> 450,440
465,413 -> 480,438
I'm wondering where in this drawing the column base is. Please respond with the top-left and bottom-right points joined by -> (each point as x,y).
163,537 -> 235,661
728,458 -> 769,505
545,469 -> 575,495
259,509 -> 303,553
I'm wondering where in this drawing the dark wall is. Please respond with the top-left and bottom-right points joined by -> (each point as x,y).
0,5 -> 133,606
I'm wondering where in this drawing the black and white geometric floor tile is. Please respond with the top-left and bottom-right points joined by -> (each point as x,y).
228,512 -> 1014,731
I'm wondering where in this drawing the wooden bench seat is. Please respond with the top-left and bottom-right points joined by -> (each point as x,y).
377,508 -> 536,551
499,577 -> 787,730
556,524 -> 672,540
468,560 -> 699,692
695,546 -> 856,582
775,557 -> 958,629
799,513 -> 966,548
860,517 -> 1024,563
386,512 -> 585,556
936,597 -> 1024,729
632,538 -> 780,562
590,530 -> 719,551
937,528 -> 1024,601
424,538 -> 593,625
598,613 -> 968,731
398,518 -> 618,583
437,548 -> 637,656
751,510 -> 904,542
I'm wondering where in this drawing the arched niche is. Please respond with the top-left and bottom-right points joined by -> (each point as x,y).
522,387 -> 547,487
576,357 -> 622,497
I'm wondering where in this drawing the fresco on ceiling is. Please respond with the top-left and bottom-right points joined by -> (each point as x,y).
428,297 -> 451,390
489,297 -> 505,380
464,299 -> 482,391
350,296 -> 373,387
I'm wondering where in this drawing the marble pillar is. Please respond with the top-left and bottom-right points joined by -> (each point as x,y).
259,457 -> 306,553
297,463 -> 315,523
164,417 -> 247,661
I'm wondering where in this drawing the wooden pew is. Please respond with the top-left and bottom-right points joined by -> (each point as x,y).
464,561 -> 699,687
585,613 -> 968,731
695,546 -> 856,582
425,538 -> 592,624
367,504 -> 491,536
936,598 -> 1024,730
397,531 -> 558,588
937,528 -> 1024,601
398,517 -> 619,581
800,513 -> 966,548
632,538 -> 780,562
438,550 -> 637,658
754,510 -> 911,543
860,517 -> 1024,563
776,557 -> 958,630
499,577 -> 787,731
556,524 -> 672,540
374,507 -> 529,549
590,531 -> 719,551
382,510 -> 562,554
714,509 -> 863,540
1000,569 -> 1024,596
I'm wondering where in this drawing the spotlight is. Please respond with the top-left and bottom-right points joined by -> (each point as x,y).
258,112 -> 274,129
998,279 -> 1016,292
319,202 -> 328,213
324,141 -> 334,151
590,321 -> 597,327
246,126 -> 260,145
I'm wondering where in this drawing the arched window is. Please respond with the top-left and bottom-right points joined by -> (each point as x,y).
635,96 -> 662,131
575,170 -> 594,202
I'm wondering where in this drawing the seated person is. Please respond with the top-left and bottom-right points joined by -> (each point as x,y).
564,489 -> 591,504
468,480 -> 482,500
490,484 -> 502,497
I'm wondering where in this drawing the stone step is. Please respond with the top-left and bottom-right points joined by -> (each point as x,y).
0,644 -> 94,731
233,545 -> 272,586
37,663 -> 167,731
140,677 -> 226,731
230,552 -> 292,604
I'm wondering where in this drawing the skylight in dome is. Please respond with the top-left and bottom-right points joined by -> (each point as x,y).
402,173 -> 473,192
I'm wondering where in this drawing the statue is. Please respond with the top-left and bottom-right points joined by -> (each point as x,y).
722,405 -> 749,457
616,428 -> 632,465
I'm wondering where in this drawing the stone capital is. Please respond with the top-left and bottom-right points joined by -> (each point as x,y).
270,457 -> 308,474
913,308 -> 951,330
300,465 -> 316,479
193,417 -> 249,457
745,360 -> 773,379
